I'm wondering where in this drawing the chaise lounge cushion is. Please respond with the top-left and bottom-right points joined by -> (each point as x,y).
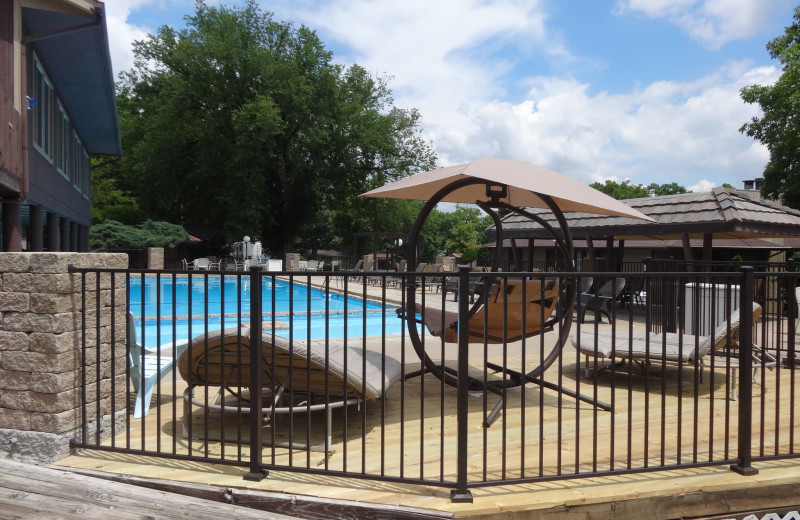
178,326 -> 403,400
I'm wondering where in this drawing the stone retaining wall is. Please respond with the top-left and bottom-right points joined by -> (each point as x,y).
0,253 -> 128,463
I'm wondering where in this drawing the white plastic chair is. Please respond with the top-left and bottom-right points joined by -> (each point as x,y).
127,313 -> 188,418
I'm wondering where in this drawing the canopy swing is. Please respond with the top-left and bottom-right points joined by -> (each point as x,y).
361,158 -> 654,425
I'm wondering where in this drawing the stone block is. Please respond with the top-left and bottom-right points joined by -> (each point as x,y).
0,254 -> 31,273
29,332 -> 77,354
1,388 -> 80,414
30,293 -> 74,314
1,350 -> 80,373
0,369 -> 31,390
2,312 -> 77,334
29,408 -> 82,433
28,252 -> 129,274
0,331 -> 29,351
0,292 -> 29,312
2,272 -> 32,292
29,273 -> 81,294
0,408 -> 31,430
29,371 -> 79,394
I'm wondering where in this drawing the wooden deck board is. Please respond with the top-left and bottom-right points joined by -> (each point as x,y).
0,458 -> 302,520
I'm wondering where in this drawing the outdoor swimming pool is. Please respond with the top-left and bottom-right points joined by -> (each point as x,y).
128,274 -> 406,345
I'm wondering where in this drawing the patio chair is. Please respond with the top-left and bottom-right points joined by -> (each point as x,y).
306,260 -> 319,272
178,327 -> 403,452
127,312 -> 189,418
412,277 -> 561,344
575,277 -> 626,323
192,258 -> 210,270
444,266 -> 488,303
572,303 -> 776,400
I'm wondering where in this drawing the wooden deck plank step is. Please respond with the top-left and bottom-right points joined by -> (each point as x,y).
0,458 -> 302,520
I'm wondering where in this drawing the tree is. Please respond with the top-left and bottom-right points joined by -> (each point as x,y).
589,180 -> 649,199
114,1 -> 435,257
90,220 -> 189,250
590,179 -> 688,200
740,6 -> 800,208
647,182 -> 687,196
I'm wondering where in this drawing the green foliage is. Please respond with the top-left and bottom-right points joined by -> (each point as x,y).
589,180 -> 649,199
112,0 -> 435,257
722,183 -> 735,189
589,179 -> 688,200
90,219 -> 189,250
418,206 -> 492,261
90,157 -> 140,224
648,182 -> 687,196
740,6 -> 800,208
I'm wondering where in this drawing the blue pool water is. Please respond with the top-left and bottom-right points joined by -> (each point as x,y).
128,275 -> 405,345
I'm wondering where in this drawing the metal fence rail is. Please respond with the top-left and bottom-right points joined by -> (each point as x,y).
69,266 -> 800,501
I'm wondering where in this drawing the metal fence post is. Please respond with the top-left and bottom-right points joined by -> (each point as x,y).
245,266 -> 267,481
451,266 -> 474,502
731,266 -> 758,476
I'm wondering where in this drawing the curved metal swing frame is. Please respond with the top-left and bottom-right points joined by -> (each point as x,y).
402,177 -> 611,416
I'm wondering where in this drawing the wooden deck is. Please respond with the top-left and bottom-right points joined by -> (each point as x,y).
0,458 -> 303,520
56,321 -> 800,520
52,278 -> 800,519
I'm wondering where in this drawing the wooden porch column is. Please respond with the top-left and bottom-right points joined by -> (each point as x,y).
2,201 -> 22,252
69,221 -> 78,252
60,217 -> 71,252
29,204 -> 43,251
46,212 -> 60,251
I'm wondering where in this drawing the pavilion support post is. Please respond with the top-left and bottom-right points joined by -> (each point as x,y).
731,266 -> 758,476
510,237 -> 519,270
702,232 -> 713,263
681,233 -> 694,271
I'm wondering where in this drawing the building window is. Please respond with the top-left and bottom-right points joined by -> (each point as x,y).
56,102 -> 69,177
32,55 -> 54,162
31,52 -> 91,194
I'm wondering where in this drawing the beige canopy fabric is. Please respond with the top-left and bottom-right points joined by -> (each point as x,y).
361,157 -> 654,221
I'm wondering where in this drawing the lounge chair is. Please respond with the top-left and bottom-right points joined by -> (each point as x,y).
576,277 -> 626,323
413,277 -> 561,344
572,303 -> 776,400
127,312 -> 189,418
178,327 -> 403,452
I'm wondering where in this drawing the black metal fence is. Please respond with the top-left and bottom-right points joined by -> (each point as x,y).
69,265 -> 800,501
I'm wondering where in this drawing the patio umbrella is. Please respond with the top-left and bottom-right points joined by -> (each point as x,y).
360,157 -> 655,222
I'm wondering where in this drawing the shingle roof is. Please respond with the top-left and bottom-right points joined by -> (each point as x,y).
498,188 -> 800,240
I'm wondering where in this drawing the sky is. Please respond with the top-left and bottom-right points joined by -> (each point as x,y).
104,0 -> 797,192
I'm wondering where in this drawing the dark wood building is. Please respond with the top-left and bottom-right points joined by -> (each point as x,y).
0,0 -> 119,252
491,187 -> 800,271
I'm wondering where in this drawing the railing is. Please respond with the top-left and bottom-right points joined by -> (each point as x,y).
69,266 -> 800,501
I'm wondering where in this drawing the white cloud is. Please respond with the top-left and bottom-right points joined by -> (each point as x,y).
688,180 -> 715,192
614,0 -> 792,49
103,0 -> 782,192
430,62 -> 779,187
103,0 -> 192,76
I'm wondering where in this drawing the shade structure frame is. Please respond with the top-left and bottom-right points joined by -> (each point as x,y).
402,175 -> 579,396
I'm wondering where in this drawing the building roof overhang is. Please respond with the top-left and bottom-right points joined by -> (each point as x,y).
496,188 -> 800,242
22,1 -> 121,156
